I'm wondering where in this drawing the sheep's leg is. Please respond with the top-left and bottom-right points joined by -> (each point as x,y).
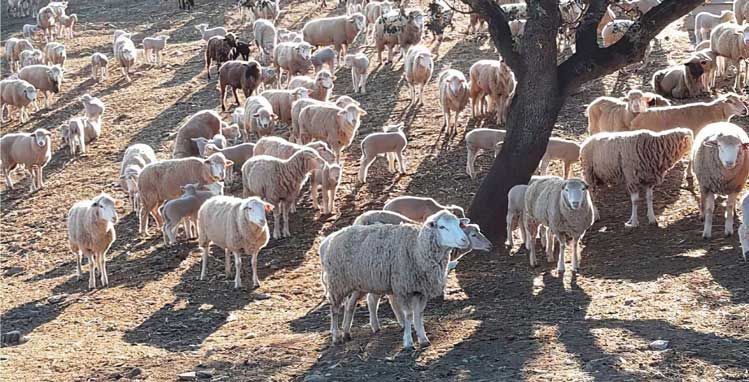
702,192 -> 715,239
740,222 -> 749,261
412,295 -> 430,347
138,203 -> 149,234
387,294 -> 404,326
232,87 -> 240,107
75,251 -> 82,279
234,250 -> 243,289
524,217 -> 539,267
311,181 -> 320,210
645,186 -> 657,225
505,212 -> 515,247
330,301 -> 343,344
222,248 -> 232,277
272,205 -> 282,239
538,157 -> 550,175
199,245 -> 210,280
99,253 -> 109,286
726,193 -> 737,237
386,153 -> 395,172
358,155 -> 375,183
366,293 -> 381,333
396,151 -> 406,174
342,291 -> 359,341
571,238 -> 580,273
87,253 -> 96,289
625,192 -> 640,228
361,73 -> 368,94
563,162 -> 572,179
545,227 -> 555,263
396,295 -> 414,350
556,238 -> 567,273
466,148 -> 476,179
282,202 -> 291,237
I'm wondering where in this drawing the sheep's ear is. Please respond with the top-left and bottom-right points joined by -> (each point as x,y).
337,110 -> 346,117
703,139 -> 718,147
114,199 -> 123,208
191,138 -> 201,142
581,181 -> 590,190
253,112 -> 261,117
743,143 -> 749,150
331,76 -> 337,81
459,218 -> 470,227
224,159 -> 234,168
264,202 -> 274,212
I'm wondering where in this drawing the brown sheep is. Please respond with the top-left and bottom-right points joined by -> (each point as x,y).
218,60 -> 262,111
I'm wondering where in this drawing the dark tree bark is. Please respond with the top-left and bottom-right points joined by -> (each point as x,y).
459,0 -> 705,243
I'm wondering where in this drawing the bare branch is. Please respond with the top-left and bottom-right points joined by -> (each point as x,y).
460,0 -> 522,70
574,0 -> 609,55
558,0 -> 703,96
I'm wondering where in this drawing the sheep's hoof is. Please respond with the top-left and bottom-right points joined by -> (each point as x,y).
403,344 -> 414,351
624,221 -> 638,228
343,332 -> 352,341
725,232 -> 733,238
702,234 -> 711,241
418,339 -> 431,348
332,336 -> 344,345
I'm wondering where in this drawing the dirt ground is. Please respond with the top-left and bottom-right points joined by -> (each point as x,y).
1,1 -> 748,381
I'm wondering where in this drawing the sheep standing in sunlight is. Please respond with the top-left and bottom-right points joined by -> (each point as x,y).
67,193 -> 119,289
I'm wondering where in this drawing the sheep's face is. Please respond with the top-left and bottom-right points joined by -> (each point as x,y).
205,153 -> 234,181
93,195 -> 119,225
33,129 -> 51,147
327,164 -> 342,183
381,2 -> 393,15
426,211 -> 469,249
724,94 -> 749,117
316,71 -> 335,89
180,183 -> 200,195
243,197 -> 272,227
203,143 -> 220,157
296,44 -> 312,61
349,14 -> 366,31
124,174 -> 139,194
445,75 -> 466,95
24,86 -> 37,102
562,179 -> 589,210
340,105 -> 367,127
463,223 -> 492,252
704,134 -> 749,169
625,90 -> 648,113
253,109 -> 275,131
722,10 -> 736,22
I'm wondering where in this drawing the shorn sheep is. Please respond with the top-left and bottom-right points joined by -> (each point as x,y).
90,52 -> 108,81
0,78 -> 37,123
537,138 -> 581,179
403,45 -> 433,105
260,87 -> 310,126
197,195 -> 273,289
343,53 -> 369,94
67,193 -> 120,289
288,69 -> 335,101
301,13 -> 366,59
353,210 -> 417,226
172,109 -> 223,158
0,128 -> 51,191
119,143 -> 157,213
319,210 -> 469,348
469,59 -> 516,125
137,154 -> 233,234
465,128 -> 506,179
195,23 -> 227,42
586,89 -> 652,134
358,123 -> 407,183
709,22 -> 749,90
383,195 -> 465,222
203,142 -> 256,184
523,176 -> 594,272
241,149 -> 325,238
273,41 -> 313,86
580,128 -> 693,227
438,68 -> 469,136
628,93 -> 748,136
652,55 -> 706,99
692,122 -> 749,240
310,46 -> 337,73
506,183 -> 530,248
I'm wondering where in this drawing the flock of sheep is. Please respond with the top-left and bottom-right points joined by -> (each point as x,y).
3,0 -> 749,351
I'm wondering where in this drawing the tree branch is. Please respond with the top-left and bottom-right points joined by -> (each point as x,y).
460,0 -> 522,70
574,0 -> 609,55
558,0 -> 703,96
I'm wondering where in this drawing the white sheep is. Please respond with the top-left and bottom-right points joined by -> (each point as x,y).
197,195 -> 273,289
172,110 -> 223,158
253,19 -> 277,64
0,128 -> 51,191
310,46 -> 337,73
695,11 -> 735,44
628,93 -> 748,136
43,42 -> 66,68
523,176 -> 594,272
17,64 -> 62,109
536,138 -> 581,179
288,70 -> 334,102
465,128 -> 506,179
161,183 -> 219,245
114,33 -> 137,82
273,41 -> 313,86
192,135 -> 227,157
142,35 -> 169,65
692,122 -> 749,239
469,59 -> 516,125
580,128 -> 693,227
67,194 -> 119,289
91,52 -> 109,81
438,68 -> 469,136
586,89 -> 651,134
61,117 -> 87,156
203,142 -> 255,184
302,13 -> 366,59
36,5 -> 56,42
59,13 -> 77,38
353,209 -> 416,226
709,22 -> 749,90
652,55 -> 707,99
506,183 -> 529,248
79,94 -> 105,124
261,87 -> 310,126
6,38 -> 34,71
383,195 -> 465,222
242,149 -> 325,238
297,103 -> 368,161
22,24 -> 41,40
320,210 -> 469,348
195,23 -> 227,42
243,95 -> 277,139
0,78 -> 37,123
358,123 -> 407,183
736,0 -> 749,24
119,143 -> 157,213
343,53 -> 369,94
738,191 -> 749,261
19,48 -> 44,68
403,45 -> 433,105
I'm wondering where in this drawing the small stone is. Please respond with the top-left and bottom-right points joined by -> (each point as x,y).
253,292 -> 271,300
304,374 -> 326,382
623,298 -> 635,306
177,371 -> 196,380
3,267 -> 24,276
196,369 -> 213,378
1,331 -> 29,346
649,340 -> 669,350
125,367 -> 142,378
47,294 -> 68,304
226,313 -> 238,322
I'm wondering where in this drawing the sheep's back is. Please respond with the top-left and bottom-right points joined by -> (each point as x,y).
198,196 -> 270,251
139,159 -> 209,204
173,111 -> 222,158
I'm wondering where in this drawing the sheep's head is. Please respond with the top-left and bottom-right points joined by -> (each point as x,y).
425,210 -> 469,249
291,86 -> 310,101
684,57 -> 705,79
625,89 -> 648,113
195,23 -> 208,32
295,42 -> 313,61
315,70 -> 335,89
348,13 -> 366,32
242,197 -> 273,227
225,32 -> 238,47
253,108 -> 276,131
721,93 -> 749,117
382,122 -> 404,133
343,54 -> 355,68
462,222 -> 492,252
561,178 -> 589,210
121,166 -> 142,193
203,143 -> 221,157
204,152 -> 234,181
23,84 -> 37,102
381,1 -> 393,14
191,137 -> 211,156
48,65 -> 63,93
92,193 -> 120,225
703,132 -> 749,169
180,183 -> 200,195
335,95 -> 359,108
444,73 -> 466,95
300,148 -> 325,172
327,163 -> 342,183
33,128 -> 51,148
338,104 -> 367,128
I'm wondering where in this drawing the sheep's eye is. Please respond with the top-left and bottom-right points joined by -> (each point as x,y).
439,225 -> 445,229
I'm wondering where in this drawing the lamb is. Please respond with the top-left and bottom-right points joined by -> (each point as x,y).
628,93 -> 748,136
311,160 -> 341,214
36,5 -> 56,42
5,38 -> 34,72
19,49 -> 44,69
0,78 -> 37,123
297,103 -> 368,161
601,20 -> 632,47
709,22 -> 749,90
91,53 -> 109,81
161,183 -> 219,245
465,128 -> 506,179
652,57 -> 706,99
114,33 -> 137,82
259,65 -> 278,90
273,41 -> 314,86
195,23 -> 227,42
364,0 -> 394,41
203,142 -> 255,183
142,35 -> 169,65
79,94 -> 105,124
506,183 -> 529,248
43,42 -> 66,67
251,0 -> 280,23
253,19 -> 277,64
343,53 -> 369,94
218,60 -> 261,111
695,11 -> 735,44
17,64 -> 63,109
523,176 -> 594,272
261,87 -> 310,125
288,69 -> 335,102
319,210 -> 469,348
0,128 -> 52,191
243,95 -> 277,139
692,122 -> 749,239
310,47 -> 337,73
205,33 -> 237,80
197,195 -> 273,289
438,68 -> 469,136
119,143 -> 157,212
67,194 -> 119,289
353,210 -> 417,226
535,138 -> 581,179
692,49 -> 719,92
469,59 -> 516,125
586,89 -> 653,134
736,0 -> 749,24
383,195 -> 465,222
403,45 -> 433,105
192,135 -> 227,157
58,13 -> 77,38
172,110 -> 223,158
302,13 -> 366,59
61,117 -> 87,156
580,128 -> 693,227
234,39 -> 252,61
230,109 -> 246,138
358,123 -> 407,183
738,191 -> 749,261
22,24 -> 41,40
241,149 -> 325,238
137,153 -> 233,234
